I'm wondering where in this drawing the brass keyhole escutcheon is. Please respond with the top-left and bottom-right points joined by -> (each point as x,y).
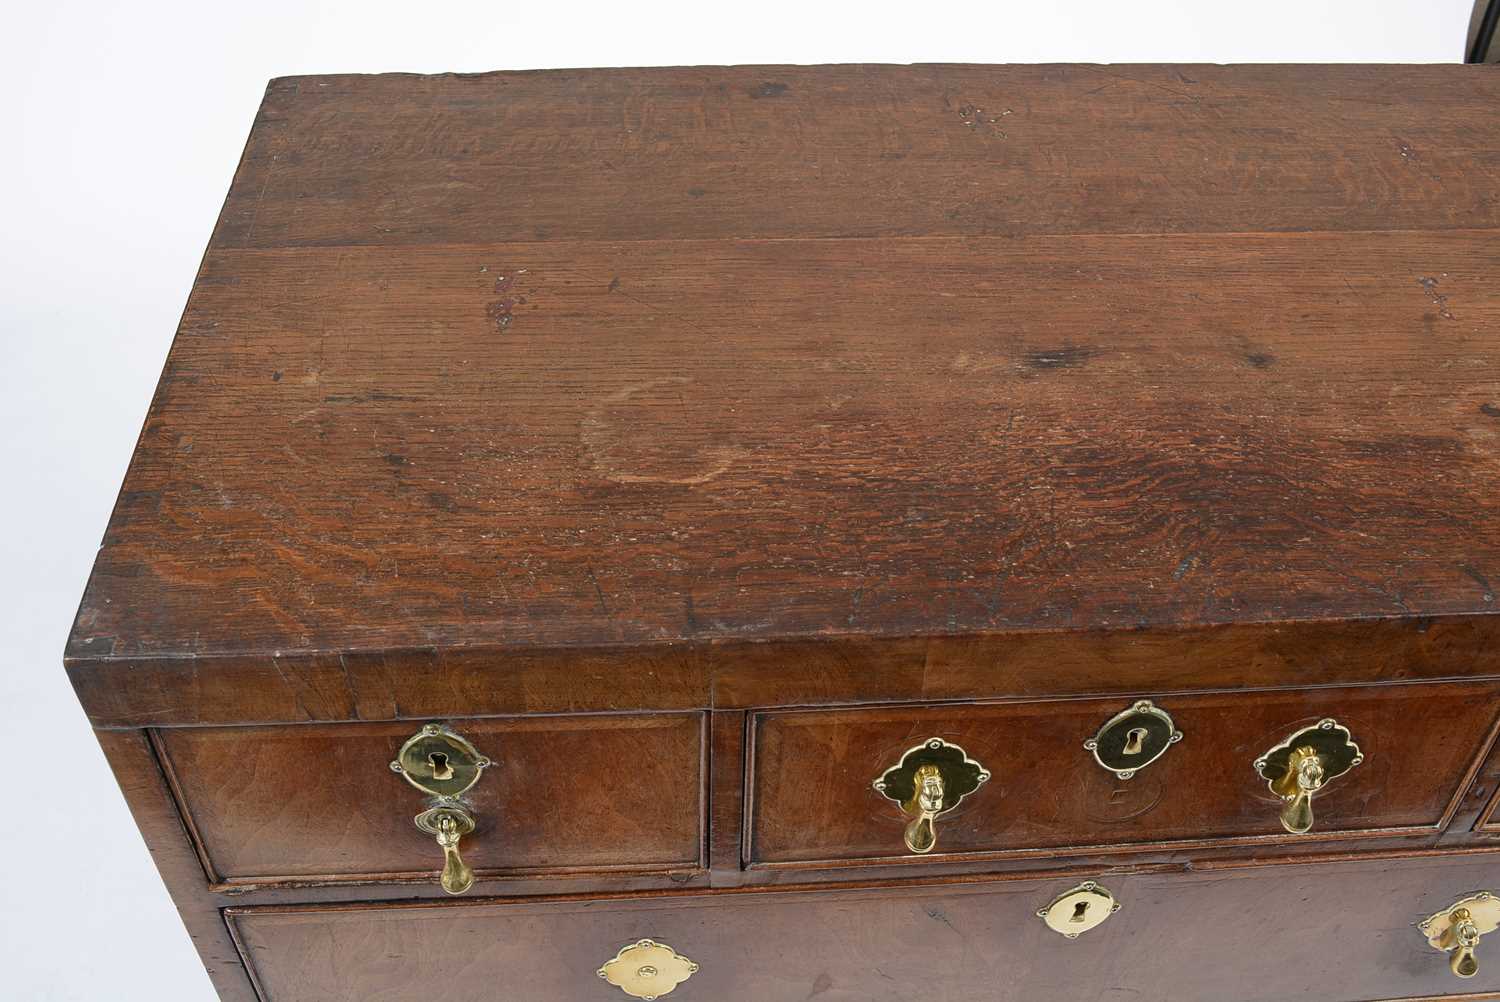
872,738 -> 991,855
1254,718 -> 1362,834
1038,881 -> 1121,939
390,724 -> 492,895
1421,892 -> 1500,979
1085,700 -> 1182,780
390,724 -> 489,799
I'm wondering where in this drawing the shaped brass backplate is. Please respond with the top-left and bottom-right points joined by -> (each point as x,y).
1253,718 -> 1363,834
598,939 -> 699,999
872,737 -> 991,854
1084,699 -> 1183,779
1420,891 -> 1500,979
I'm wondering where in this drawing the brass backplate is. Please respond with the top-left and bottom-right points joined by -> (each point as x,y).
414,805 -> 476,839
390,724 -> 490,799
1254,718 -> 1363,794
1084,699 -> 1182,779
1037,881 -> 1121,938
598,939 -> 699,999
1421,892 -> 1500,950
872,737 -> 991,811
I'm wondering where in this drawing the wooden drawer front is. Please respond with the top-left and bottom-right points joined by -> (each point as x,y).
750,683 -> 1500,866
157,713 -> 704,884
229,854 -> 1500,1002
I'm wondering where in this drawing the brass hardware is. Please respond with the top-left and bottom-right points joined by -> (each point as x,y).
598,939 -> 699,999
1420,892 -> 1500,979
389,723 -> 490,798
389,724 -> 491,895
415,805 -> 476,895
1084,699 -> 1183,779
1253,718 -> 1362,834
872,737 -> 990,855
1037,881 -> 1121,939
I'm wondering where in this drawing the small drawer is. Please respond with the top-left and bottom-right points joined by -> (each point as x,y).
749,682 -> 1500,866
227,853 -> 1500,1001
156,713 -> 704,886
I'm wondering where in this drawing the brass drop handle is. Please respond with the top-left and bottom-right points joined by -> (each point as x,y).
1277,746 -> 1326,834
417,806 -> 477,895
1449,909 -> 1482,978
873,738 -> 990,856
1254,719 -> 1362,835
390,724 -> 491,895
1422,893 -> 1500,979
903,764 -> 945,854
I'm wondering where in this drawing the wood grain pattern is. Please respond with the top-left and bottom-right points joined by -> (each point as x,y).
226,852 -> 1500,1002
750,683 -> 1500,865
155,713 -> 704,884
67,230 -> 1500,697
92,730 -> 261,1001
66,65 -> 1500,723
215,66 -> 1500,248
707,710 -> 748,881
71,616 -> 1500,728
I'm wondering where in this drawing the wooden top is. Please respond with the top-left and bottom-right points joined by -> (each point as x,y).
67,65 -> 1500,723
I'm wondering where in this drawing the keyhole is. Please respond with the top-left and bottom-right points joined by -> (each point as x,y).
428,752 -> 454,781
1122,727 -> 1148,756
1070,901 -> 1090,923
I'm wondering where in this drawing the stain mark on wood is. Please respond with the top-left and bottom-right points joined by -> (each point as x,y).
1418,275 -> 1455,321
1025,345 -> 1099,370
581,377 -> 741,485
1461,565 -> 1496,604
956,102 -> 1010,136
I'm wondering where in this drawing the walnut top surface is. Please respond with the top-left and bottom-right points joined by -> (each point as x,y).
69,65 -> 1500,665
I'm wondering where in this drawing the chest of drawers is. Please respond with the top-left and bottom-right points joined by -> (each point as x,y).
69,64 -> 1500,1001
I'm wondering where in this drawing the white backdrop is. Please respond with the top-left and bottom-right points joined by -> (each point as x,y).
0,1 -> 1477,998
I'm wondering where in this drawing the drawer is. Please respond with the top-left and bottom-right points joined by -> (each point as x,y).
156,713 -> 704,885
227,853 -> 1500,1001
750,682 -> 1500,866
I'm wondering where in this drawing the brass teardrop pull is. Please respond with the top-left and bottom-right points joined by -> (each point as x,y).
1278,746 -> 1325,834
390,724 -> 491,894
1451,910 -> 1481,979
1253,719 -> 1362,834
873,738 -> 990,855
1422,893 -> 1500,980
901,764 -> 944,853
416,806 -> 477,894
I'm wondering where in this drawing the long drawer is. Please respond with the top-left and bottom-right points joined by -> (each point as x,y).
156,713 -> 705,885
227,852 -> 1500,1001
750,682 -> 1500,866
